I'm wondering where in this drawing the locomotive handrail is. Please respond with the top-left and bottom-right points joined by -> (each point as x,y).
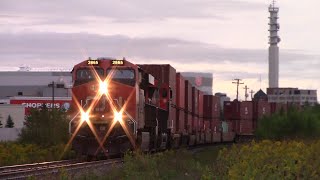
68,101 -> 89,135
114,98 -> 137,135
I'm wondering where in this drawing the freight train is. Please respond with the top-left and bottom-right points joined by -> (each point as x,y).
69,58 -> 288,156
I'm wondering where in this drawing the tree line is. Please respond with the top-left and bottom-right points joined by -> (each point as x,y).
0,114 -> 15,128
255,104 -> 320,139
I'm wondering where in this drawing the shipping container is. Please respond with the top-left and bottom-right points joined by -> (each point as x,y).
138,64 -> 177,132
192,87 -> 199,116
203,95 -> 220,120
234,119 -> 253,135
223,100 -> 240,121
212,119 -> 222,142
203,95 -> 211,119
176,110 -> 185,133
185,80 -> 192,113
211,119 -> 221,133
176,73 -> 186,133
176,73 -> 186,109
186,113 -> 193,133
198,91 -> 204,117
222,121 -> 235,142
240,101 -> 253,120
205,131 -> 212,143
212,96 -> 220,119
192,115 -> 199,132
212,132 -> 221,142
254,99 -> 271,119
199,117 -> 204,132
204,120 -> 210,132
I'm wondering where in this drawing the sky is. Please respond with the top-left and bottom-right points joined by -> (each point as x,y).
0,0 -> 319,100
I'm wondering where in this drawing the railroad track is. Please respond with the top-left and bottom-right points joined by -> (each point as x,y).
0,158 -> 123,179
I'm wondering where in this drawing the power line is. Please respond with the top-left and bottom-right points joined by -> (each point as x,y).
232,79 -> 244,101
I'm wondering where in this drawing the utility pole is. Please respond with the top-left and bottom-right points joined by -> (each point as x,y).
249,90 -> 255,100
52,81 -> 55,108
243,85 -> 249,101
232,79 -> 244,101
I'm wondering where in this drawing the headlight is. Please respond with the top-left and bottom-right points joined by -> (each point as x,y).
81,111 -> 90,122
99,81 -> 108,95
114,111 -> 123,122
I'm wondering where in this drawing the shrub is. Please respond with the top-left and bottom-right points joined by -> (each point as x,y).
19,105 -> 69,146
0,142 -> 75,166
255,105 -> 320,139
217,140 -> 320,179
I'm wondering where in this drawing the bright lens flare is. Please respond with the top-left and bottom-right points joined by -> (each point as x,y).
99,81 -> 108,95
81,111 -> 90,122
114,111 -> 122,122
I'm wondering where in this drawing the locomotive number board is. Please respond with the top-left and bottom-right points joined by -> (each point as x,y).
87,60 -> 99,65
111,60 -> 124,66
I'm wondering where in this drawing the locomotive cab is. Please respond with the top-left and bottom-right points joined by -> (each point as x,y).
70,58 -> 139,156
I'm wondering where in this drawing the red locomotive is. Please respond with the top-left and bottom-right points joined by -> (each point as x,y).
69,57 -> 287,156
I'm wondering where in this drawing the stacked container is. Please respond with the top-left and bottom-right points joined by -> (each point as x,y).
175,73 -> 185,133
138,64 -> 177,133
185,80 -> 193,133
192,87 -> 199,132
198,90 -> 204,131
237,101 -> 253,135
253,99 -> 271,129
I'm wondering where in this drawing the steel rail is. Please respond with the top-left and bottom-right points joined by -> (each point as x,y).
0,158 -> 122,179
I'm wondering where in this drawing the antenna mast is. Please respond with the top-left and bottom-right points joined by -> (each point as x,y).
268,0 -> 280,88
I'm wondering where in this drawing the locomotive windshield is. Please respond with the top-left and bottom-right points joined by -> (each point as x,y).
107,68 -> 135,86
75,67 -> 104,85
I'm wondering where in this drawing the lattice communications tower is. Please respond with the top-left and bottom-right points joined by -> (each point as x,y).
268,0 -> 280,88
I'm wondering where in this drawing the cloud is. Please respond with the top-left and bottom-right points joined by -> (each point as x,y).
0,31 -> 318,100
0,32 -> 318,79
0,0 -> 266,24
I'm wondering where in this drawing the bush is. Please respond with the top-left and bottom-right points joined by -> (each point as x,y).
255,105 -> 320,139
217,140 -> 320,179
19,105 -> 69,146
0,142 -> 75,166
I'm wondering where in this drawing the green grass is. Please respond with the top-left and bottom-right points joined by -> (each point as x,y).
0,142 -> 75,166
78,145 -> 228,180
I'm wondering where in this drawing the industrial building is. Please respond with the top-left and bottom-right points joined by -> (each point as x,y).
0,71 -> 72,141
267,87 -> 318,106
181,72 -> 213,95
0,71 -> 72,99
